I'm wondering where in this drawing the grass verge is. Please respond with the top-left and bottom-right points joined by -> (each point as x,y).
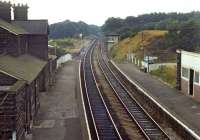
150,66 -> 176,87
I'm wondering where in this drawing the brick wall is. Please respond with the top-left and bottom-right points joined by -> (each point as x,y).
181,78 -> 188,95
181,78 -> 200,101
193,84 -> 200,101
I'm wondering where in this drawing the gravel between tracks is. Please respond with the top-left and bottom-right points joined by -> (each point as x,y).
93,47 -> 146,140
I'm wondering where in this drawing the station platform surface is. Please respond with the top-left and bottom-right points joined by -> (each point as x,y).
26,61 -> 84,140
115,62 -> 200,138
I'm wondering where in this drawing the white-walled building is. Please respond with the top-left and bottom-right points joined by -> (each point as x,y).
177,50 -> 200,101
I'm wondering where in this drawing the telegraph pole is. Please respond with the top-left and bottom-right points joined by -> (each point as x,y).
141,32 -> 146,71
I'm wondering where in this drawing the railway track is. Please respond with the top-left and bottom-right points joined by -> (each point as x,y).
93,43 -> 146,139
96,41 -> 171,140
82,41 -> 122,140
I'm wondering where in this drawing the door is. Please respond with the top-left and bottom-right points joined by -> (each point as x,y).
189,69 -> 194,96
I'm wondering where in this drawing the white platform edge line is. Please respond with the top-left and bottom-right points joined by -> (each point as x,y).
110,60 -> 200,140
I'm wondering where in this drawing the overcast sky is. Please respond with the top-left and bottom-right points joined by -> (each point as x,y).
9,0 -> 200,26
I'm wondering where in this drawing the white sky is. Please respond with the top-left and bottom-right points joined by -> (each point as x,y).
7,0 -> 200,26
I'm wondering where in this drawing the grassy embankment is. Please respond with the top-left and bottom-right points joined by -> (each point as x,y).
111,30 -> 177,62
111,30 -> 177,87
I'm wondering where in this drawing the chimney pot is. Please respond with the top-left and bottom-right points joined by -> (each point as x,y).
0,1 -> 12,21
13,3 -> 29,21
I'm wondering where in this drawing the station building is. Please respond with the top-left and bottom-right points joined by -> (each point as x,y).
177,50 -> 200,101
0,1 -> 57,140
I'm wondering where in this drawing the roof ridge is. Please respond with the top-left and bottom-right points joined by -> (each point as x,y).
0,54 -> 47,84
0,19 -> 29,35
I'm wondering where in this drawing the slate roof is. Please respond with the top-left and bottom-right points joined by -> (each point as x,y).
0,19 -> 28,35
12,20 -> 49,35
0,54 -> 47,84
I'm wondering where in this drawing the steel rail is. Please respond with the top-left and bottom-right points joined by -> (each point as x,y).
82,41 -> 122,140
79,52 -> 92,140
98,41 -> 170,140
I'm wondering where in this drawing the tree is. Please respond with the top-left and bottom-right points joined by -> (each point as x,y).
49,20 -> 100,39
165,20 -> 200,51
102,17 -> 123,34
102,12 -> 200,39
178,20 -> 200,51
165,29 -> 180,49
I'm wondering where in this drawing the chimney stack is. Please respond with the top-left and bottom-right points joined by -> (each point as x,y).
13,3 -> 29,21
0,1 -> 12,21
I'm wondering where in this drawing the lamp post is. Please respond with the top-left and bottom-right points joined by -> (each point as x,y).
80,33 -> 83,47
140,31 -> 150,72
79,33 -> 84,57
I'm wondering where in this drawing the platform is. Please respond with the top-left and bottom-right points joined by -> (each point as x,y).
25,60 -> 84,140
114,62 -> 200,138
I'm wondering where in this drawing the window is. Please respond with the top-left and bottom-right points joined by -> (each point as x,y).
195,71 -> 199,83
182,67 -> 189,79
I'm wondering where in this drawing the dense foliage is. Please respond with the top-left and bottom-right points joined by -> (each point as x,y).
165,20 -> 200,51
103,12 -> 200,51
49,20 -> 100,39
102,12 -> 200,40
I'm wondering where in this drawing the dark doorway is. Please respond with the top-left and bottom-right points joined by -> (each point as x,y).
189,69 -> 194,96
